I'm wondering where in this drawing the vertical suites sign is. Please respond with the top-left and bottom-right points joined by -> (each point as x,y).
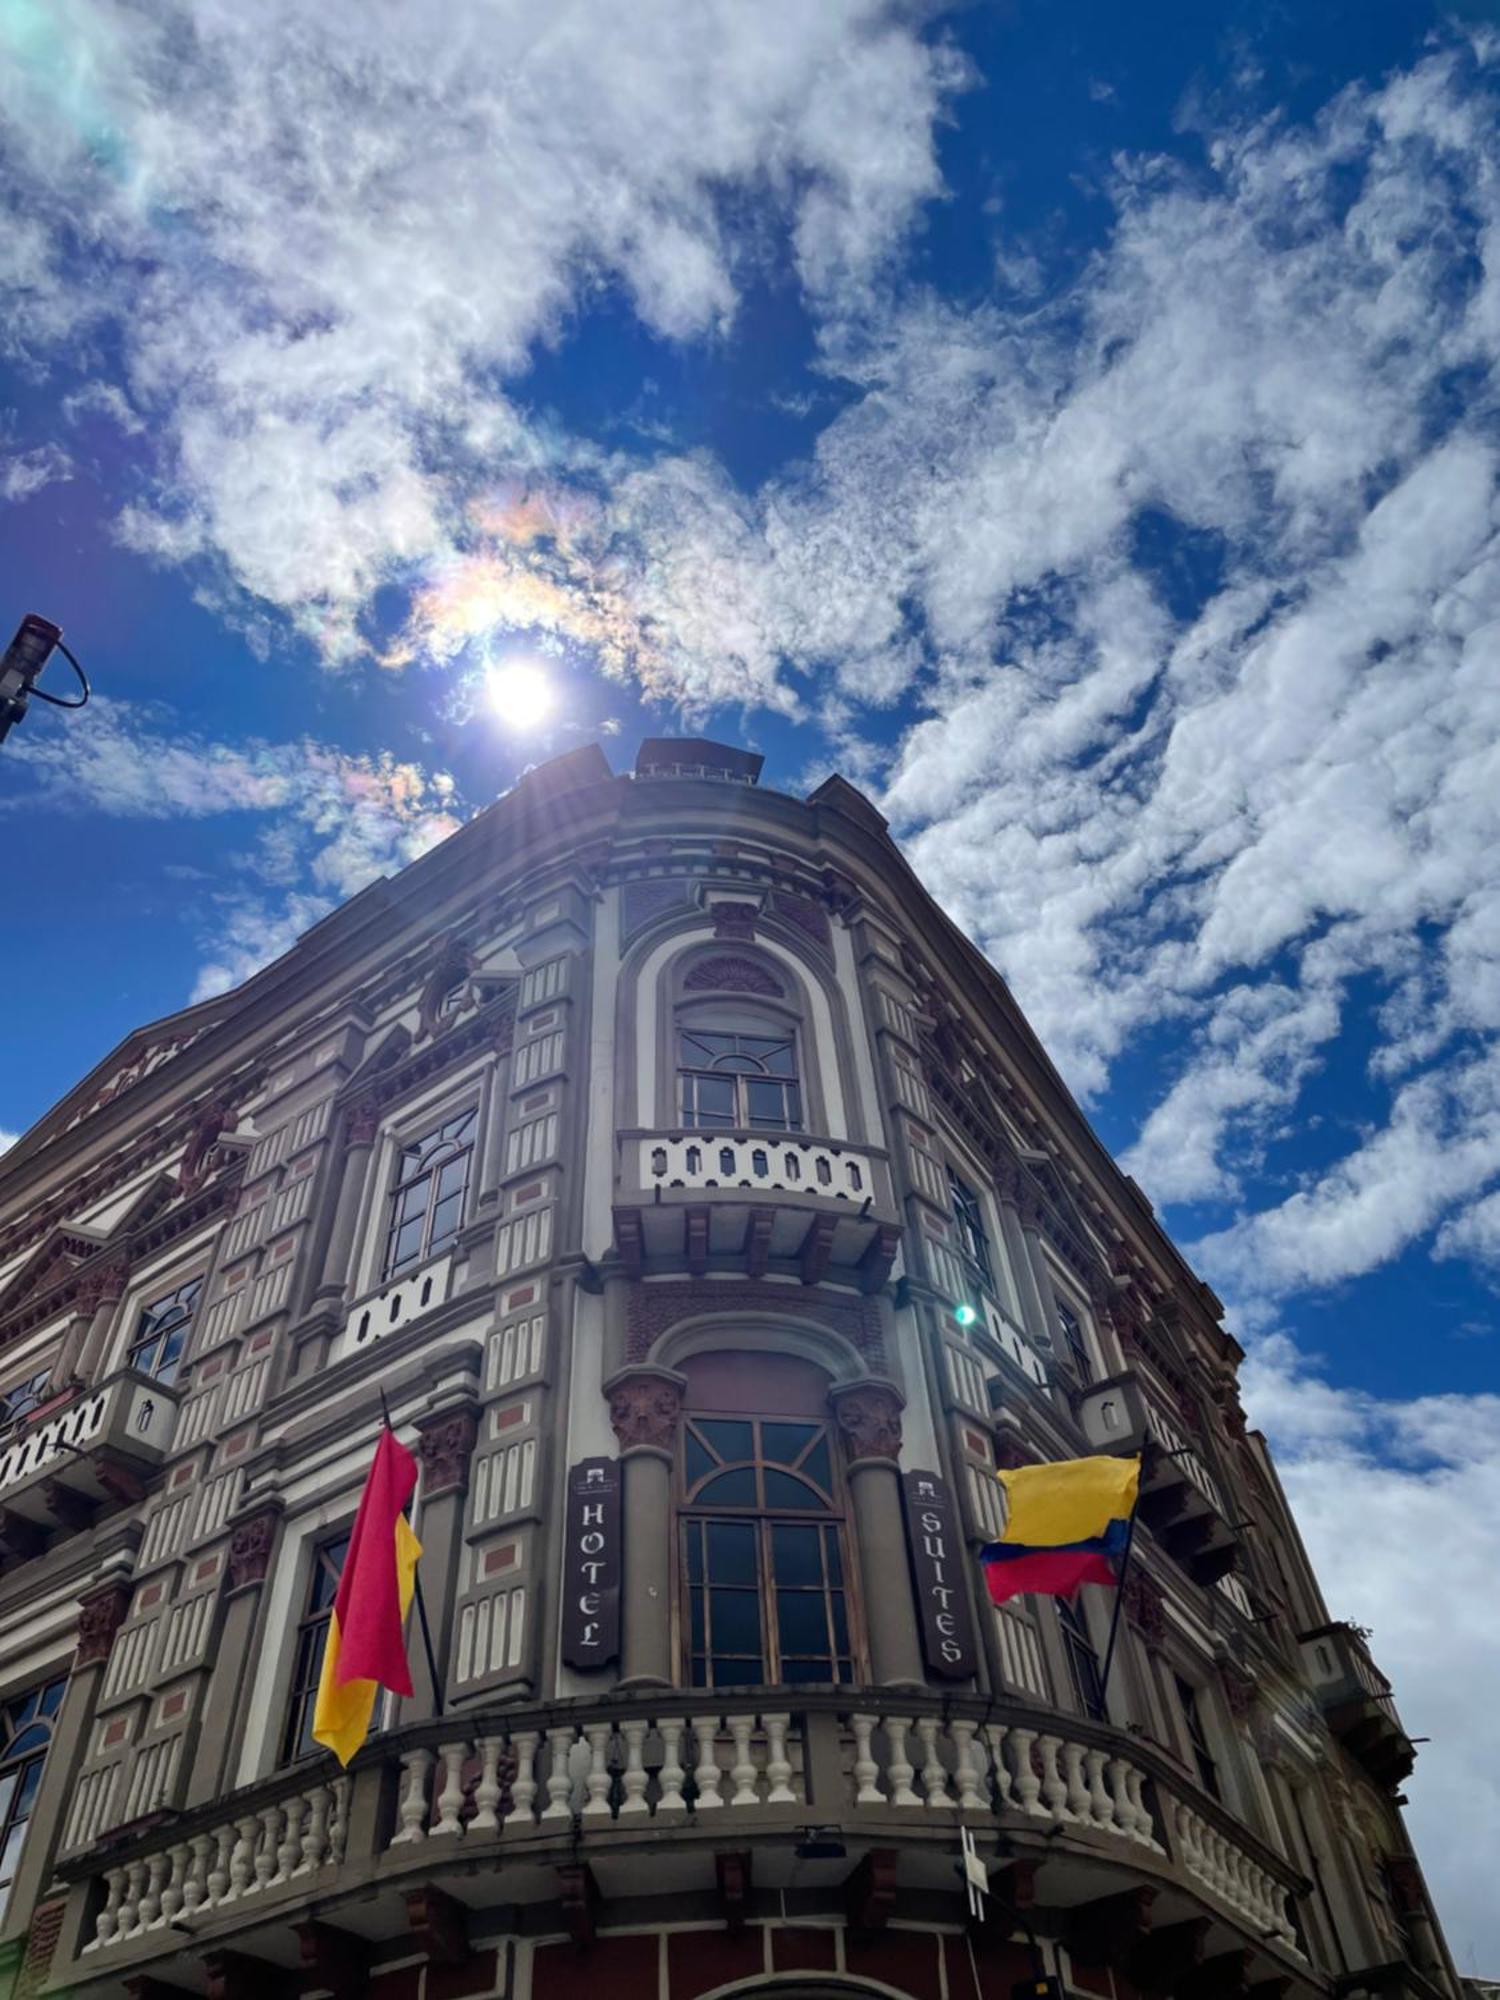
561,1457 -> 621,1669
900,1469 -> 977,1680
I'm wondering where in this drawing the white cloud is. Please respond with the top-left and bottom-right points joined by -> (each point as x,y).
0,0 -> 962,663
0,443 -> 73,502
1242,1337 -> 1500,1972
0,1131 -> 17,1156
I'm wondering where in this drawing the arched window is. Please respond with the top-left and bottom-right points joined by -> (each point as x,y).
676,1352 -> 858,1688
0,1674 -> 66,1923
383,1107 -> 476,1279
678,1026 -> 802,1132
126,1274 -> 203,1386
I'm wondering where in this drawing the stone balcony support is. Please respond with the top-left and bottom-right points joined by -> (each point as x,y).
604,1365 -> 686,1688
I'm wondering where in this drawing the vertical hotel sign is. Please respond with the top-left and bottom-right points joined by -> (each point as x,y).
561,1457 -> 621,1670
901,1469 -> 977,1680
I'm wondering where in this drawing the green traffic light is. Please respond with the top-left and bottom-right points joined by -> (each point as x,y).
954,1302 -> 978,1327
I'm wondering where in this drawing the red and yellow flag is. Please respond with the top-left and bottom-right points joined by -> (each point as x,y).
313,1427 -> 423,1767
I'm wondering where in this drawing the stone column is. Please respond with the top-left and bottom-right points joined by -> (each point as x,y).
183,1504 -> 284,1809
0,1572 -> 133,1941
995,1165 -> 1051,1350
68,1259 -> 132,1387
408,1403 -> 480,1719
829,1380 -> 925,1688
314,1101 -> 379,1304
604,1366 -> 686,1689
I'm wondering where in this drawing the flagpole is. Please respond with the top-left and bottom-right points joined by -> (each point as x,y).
1095,1449 -> 1149,1716
378,1387 -> 445,1718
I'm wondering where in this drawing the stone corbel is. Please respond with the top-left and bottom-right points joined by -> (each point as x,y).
828,1378 -> 905,1464
224,1503 -> 284,1595
75,1580 -> 132,1669
415,1405 -> 480,1498
605,1366 -> 687,1459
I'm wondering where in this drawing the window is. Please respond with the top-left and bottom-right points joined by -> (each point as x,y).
1175,1674 -> 1220,1799
126,1276 -> 202,1386
0,1367 -> 51,1437
947,1168 -> 993,1285
281,1534 -> 350,1764
1057,1300 -> 1094,1384
384,1107 -> 476,1279
678,1029 -> 802,1132
680,1415 -> 855,1687
0,1675 -> 66,1924
1058,1597 -> 1106,1721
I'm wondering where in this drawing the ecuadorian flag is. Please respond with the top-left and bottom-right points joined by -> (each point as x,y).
313,1426 -> 423,1767
980,1454 -> 1140,1606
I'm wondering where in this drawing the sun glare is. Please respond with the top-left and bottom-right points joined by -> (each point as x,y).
483,657 -> 554,730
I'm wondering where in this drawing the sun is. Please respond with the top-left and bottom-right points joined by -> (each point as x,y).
483,657 -> 554,729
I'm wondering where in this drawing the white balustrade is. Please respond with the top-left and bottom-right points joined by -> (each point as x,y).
1169,1797 -> 1301,1950
841,1714 -> 1163,1850
372,1712 -> 805,1851
84,1775 -> 349,1951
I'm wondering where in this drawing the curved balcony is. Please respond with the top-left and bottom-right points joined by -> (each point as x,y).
57,1689 -> 1316,1997
614,1128 -> 899,1290
0,1365 -> 178,1542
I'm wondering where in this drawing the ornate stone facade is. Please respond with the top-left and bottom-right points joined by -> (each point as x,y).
829,1381 -> 904,1463
607,1370 -> 684,1454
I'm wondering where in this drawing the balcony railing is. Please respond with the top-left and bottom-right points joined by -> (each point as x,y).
65,1689 -> 1306,1976
0,1365 -> 179,1526
1300,1623 -> 1415,1788
1078,1374 -> 1239,1586
614,1128 -> 897,1284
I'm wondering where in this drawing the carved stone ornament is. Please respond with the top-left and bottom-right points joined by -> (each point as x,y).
178,1098 -> 235,1193
606,1370 -> 685,1454
345,1098 -> 381,1147
682,953 -> 785,998
1122,1567 -> 1168,1647
1221,1665 -> 1258,1727
75,1582 -> 131,1668
226,1507 -> 282,1592
709,900 -> 759,942
416,1407 -> 479,1496
75,1258 -> 131,1314
830,1381 -> 904,1464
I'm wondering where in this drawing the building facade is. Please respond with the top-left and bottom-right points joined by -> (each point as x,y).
0,738 -> 1456,2000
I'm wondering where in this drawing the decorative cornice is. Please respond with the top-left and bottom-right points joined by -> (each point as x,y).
682,954 -> 785,998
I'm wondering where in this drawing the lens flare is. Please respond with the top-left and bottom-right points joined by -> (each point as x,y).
483,657 -> 554,729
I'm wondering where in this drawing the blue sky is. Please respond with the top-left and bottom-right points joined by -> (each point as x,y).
3,0 -> 1500,1961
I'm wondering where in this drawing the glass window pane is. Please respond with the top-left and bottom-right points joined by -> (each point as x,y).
429,1192 -> 464,1247
709,1590 -> 762,1656
5,1728 -> 47,1763
716,1054 -> 761,1074
825,1528 -> 843,1585
685,1431 -> 714,1487
13,1762 -> 42,1818
783,1084 -> 803,1129
689,1586 -> 705,1652
697,1469 -> 758,1507
436,1157 -> 468,1201
38,1680 -> 64,1718
763,1041 -> 797,1077
392,1218 -> 425,1268
745,1080 -> 789,1126
0,1773 -> 17,1825
799,1437 -> 832,1492
0,1822 -> 25,1887
770,1523 -> 823,1586
763,1469 -> 823,1511
705,1521 -> 758,1585
711,1657 -> 758,1686
698,1420 -> 753,1462
761,1422 -> 816,1467
697,1076 -> 736,1122
776,1592 -> 829,1655
397,1179 -> 431,1222
690,1657 -> 708,1687
782,1657 -> 832,1685
685,1524 -> 703,1584
830,1591 -> 850,1655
